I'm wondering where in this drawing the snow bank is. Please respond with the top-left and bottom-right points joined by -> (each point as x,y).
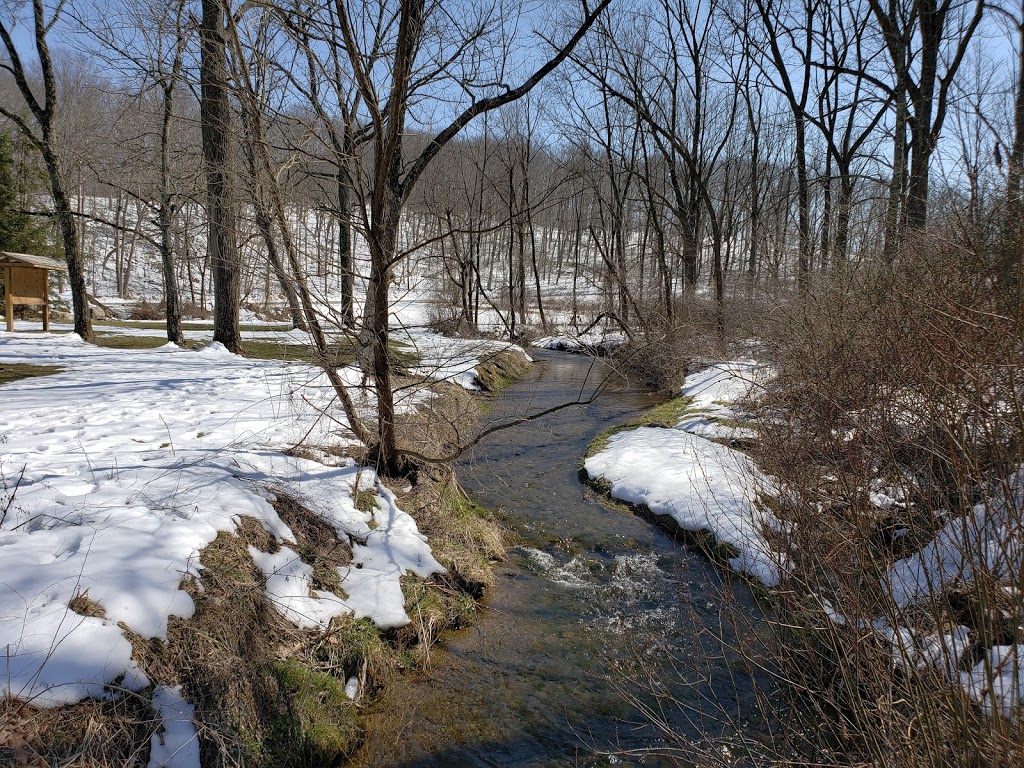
585,361 -> 789,587
884,472 -> 1024,608
675,361 -> 771,441
961,644 -> 1024,717
877,471 -> 1024,716
532,330 -> 625,355
0,334 -> 441,707
585,427 -> 788,587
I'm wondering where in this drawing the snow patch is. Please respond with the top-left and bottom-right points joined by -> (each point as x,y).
586,427 -> 788,587
149,686 -> 200,768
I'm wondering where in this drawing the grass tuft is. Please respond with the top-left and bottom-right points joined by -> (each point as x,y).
268,659 -> 361,767
68,590 -> 106,619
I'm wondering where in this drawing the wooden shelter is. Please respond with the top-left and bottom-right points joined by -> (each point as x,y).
1,251 -> 67,333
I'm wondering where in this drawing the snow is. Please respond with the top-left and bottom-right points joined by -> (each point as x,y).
870,470 -> 1024,716
532,330 -> 625,355
584,362 -> 790,587
10,319 -> 527,394
149,685 -> 200,768
0,332 -> 442,708
681,361 -> 764,411
333,483 -> 444,629
344,676 -> 359,699
249,546 -> 348,631
675,361 -> 770,441
961,644 -> 1024,716
812,467 -> 1024,719
884,473 -> 1024,608
585,427 -> 788,587
872,620 -> 971,675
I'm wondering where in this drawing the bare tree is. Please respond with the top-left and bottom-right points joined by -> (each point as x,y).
579,0 -> 739,312
808,0 -> 889,266
749,0 -> 818,286
78,0 -> 193,343
868,0 -> 984,241
989,0 -> 1024,295
327,0 -> 612,475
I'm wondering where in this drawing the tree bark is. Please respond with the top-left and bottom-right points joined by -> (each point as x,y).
159,82 -> 184,345
199,0 -> 242,352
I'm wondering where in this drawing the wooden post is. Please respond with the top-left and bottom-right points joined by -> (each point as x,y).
4,265 -> 12,333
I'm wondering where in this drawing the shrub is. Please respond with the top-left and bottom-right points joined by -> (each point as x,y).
744,233 -> 1024,765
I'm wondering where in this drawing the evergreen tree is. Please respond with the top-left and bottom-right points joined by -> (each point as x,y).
0,131 -> 55,256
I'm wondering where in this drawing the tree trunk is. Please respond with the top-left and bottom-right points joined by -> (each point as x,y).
366,193 -> 402,474
884,78 -> 908,258
835,168 -> 854,265
44,150 -> 91,340
199,0 -> 242,352
794,112 -> 811,286
338,162 -> 355,327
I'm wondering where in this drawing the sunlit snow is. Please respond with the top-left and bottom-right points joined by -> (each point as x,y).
0,332 -> 442,707
585,362 -> 790,587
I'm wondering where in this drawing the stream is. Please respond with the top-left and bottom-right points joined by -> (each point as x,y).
355,350 -> 768,767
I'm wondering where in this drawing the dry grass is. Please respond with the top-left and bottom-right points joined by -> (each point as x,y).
394,381 -> 486,464
474,349 -> 532,392
1,692 -> 155,767
394,466 -> 505,601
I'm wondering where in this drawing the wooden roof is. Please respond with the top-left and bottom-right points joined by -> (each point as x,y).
0,251 -> 67,271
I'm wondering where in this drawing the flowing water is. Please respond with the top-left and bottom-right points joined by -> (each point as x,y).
355,350 -> 768,767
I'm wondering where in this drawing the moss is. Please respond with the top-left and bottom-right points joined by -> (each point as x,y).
639,395 -> 698,428
313,616 -> 389,680
474,349 -> 532,391
354,488 -> 380,514
0,362 -> 61,385
268,659 -> 361,767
